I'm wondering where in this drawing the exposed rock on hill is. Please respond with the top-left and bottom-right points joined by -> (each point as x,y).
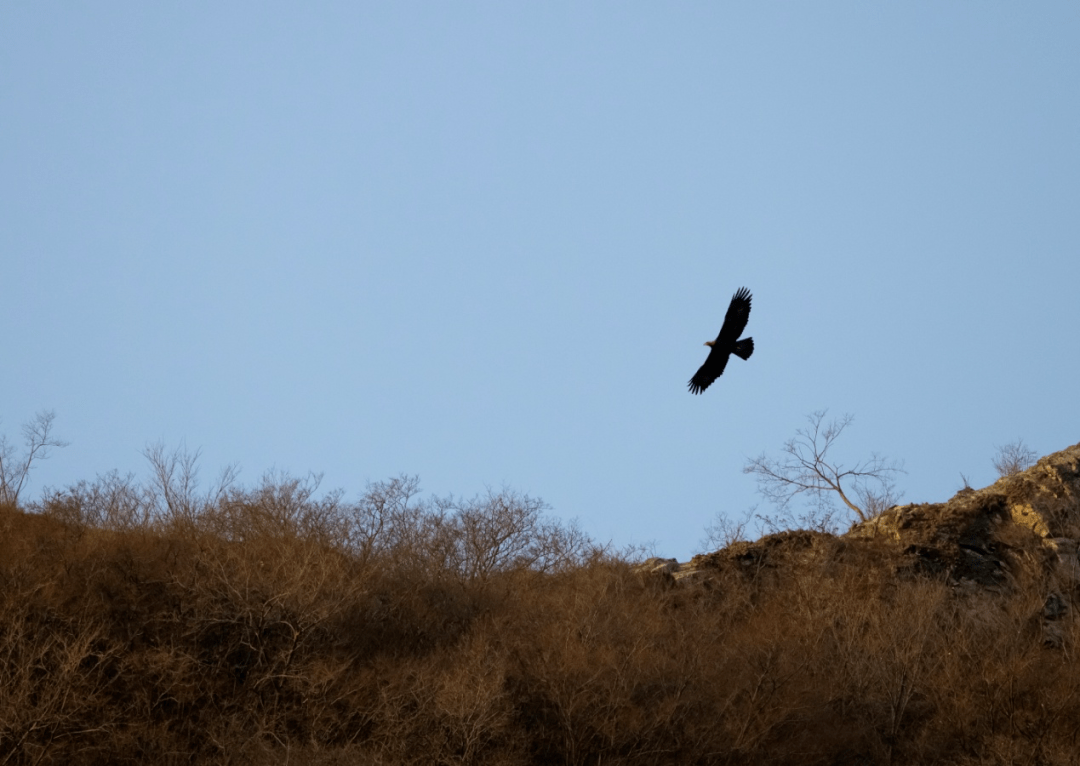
854,441 -> 1079,593
667,441 -> 1080,642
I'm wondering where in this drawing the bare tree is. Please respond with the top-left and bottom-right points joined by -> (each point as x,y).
0,410 -> 68,506
346,474 -> 426,563
142,441 -> 238,524
39,470 -> 153,530
744,410 -> 904,525
700,506 -> 757,552
992,438 -> 1038,478
341,477 -> 592,579
439,488 -> 591,581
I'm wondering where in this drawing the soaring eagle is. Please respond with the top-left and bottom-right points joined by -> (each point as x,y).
688,287 -> 754,394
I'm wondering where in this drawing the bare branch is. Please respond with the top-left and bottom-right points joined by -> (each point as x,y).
700,506 -> 757,552
992,438 -> 1037,478
744,410 -> 904,525
142,441 -> 237,525
0,410 -> 69,505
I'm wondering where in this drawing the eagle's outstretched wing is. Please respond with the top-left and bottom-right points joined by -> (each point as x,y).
715,287 -> 751,347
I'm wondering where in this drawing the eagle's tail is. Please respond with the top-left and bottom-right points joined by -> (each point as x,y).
733,337 -> 754,361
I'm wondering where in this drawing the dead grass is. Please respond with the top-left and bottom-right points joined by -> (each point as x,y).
1,474 -> 1079,765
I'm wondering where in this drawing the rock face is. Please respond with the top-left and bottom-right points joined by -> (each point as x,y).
850,441 -> 1080,591
673,441 -> 1080,642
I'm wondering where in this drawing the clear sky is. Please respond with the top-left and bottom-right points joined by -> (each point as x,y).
3,3 -> 1078,560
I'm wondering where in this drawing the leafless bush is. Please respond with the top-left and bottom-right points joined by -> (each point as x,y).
0,410 -> 68,506
0,589 -> 118,763
142,441 -> 239,525
745,410 -> 904,526
993,438 -> 1038,478
701,506 -> 756,552
208,470 -> 345,544
438,488 -> 592,583
38,470 -> 152,530
10,451 -> 1080,764
344,475 -> 425,563
756,493 -> 845,535
339,477 -> 592,585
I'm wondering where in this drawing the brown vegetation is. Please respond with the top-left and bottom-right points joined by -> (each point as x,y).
3,444 -> 1080,765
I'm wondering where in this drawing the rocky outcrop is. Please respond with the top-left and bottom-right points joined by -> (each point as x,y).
849,442 -> 1080,592
664,441 -> 1080,642
632,556 -> 711,583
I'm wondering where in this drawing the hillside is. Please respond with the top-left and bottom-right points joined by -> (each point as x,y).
1,443 -> 1079,765
694,440 -> 1079,626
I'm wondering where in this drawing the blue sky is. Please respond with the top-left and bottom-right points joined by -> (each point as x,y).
3,3 -> 1078,559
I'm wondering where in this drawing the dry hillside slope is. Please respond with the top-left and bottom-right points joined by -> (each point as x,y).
2,442 -> 1080,765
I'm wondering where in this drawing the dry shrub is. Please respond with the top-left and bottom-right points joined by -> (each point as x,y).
3,471 -> 1080,765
